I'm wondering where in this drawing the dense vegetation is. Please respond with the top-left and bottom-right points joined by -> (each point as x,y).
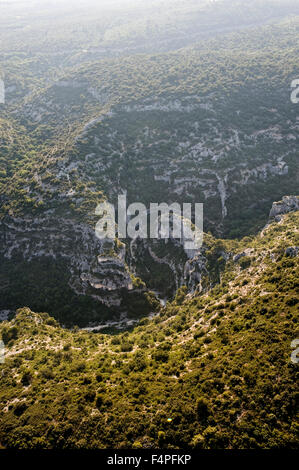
0,210 -> 298,449
0,14 -> 298,232
1,12 -> 298,322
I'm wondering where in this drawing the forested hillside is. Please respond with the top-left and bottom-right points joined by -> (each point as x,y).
0,206 -> 298,448
1,14 -> 298,324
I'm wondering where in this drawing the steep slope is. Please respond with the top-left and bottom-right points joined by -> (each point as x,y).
0,200 -> 298,449
0,18 -> 298,325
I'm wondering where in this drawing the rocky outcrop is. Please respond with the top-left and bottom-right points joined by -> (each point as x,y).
233,248 -> 255,263
269,196 -> 299,219
65,96 -> 296,238
285,246 -> 299,257
0,215 -> 139,314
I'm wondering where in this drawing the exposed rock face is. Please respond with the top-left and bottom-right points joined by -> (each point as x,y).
233,248 -> 254,263
63,96 -> 296,238
183,251 -> 208,293
1,194 -> 297,325
128,232 -> 210,298
269,196 -> 299,219
285,246 -> 299,257
0,215 -> 138,315
0,311 -> 10,321
233,252 -> 246,262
